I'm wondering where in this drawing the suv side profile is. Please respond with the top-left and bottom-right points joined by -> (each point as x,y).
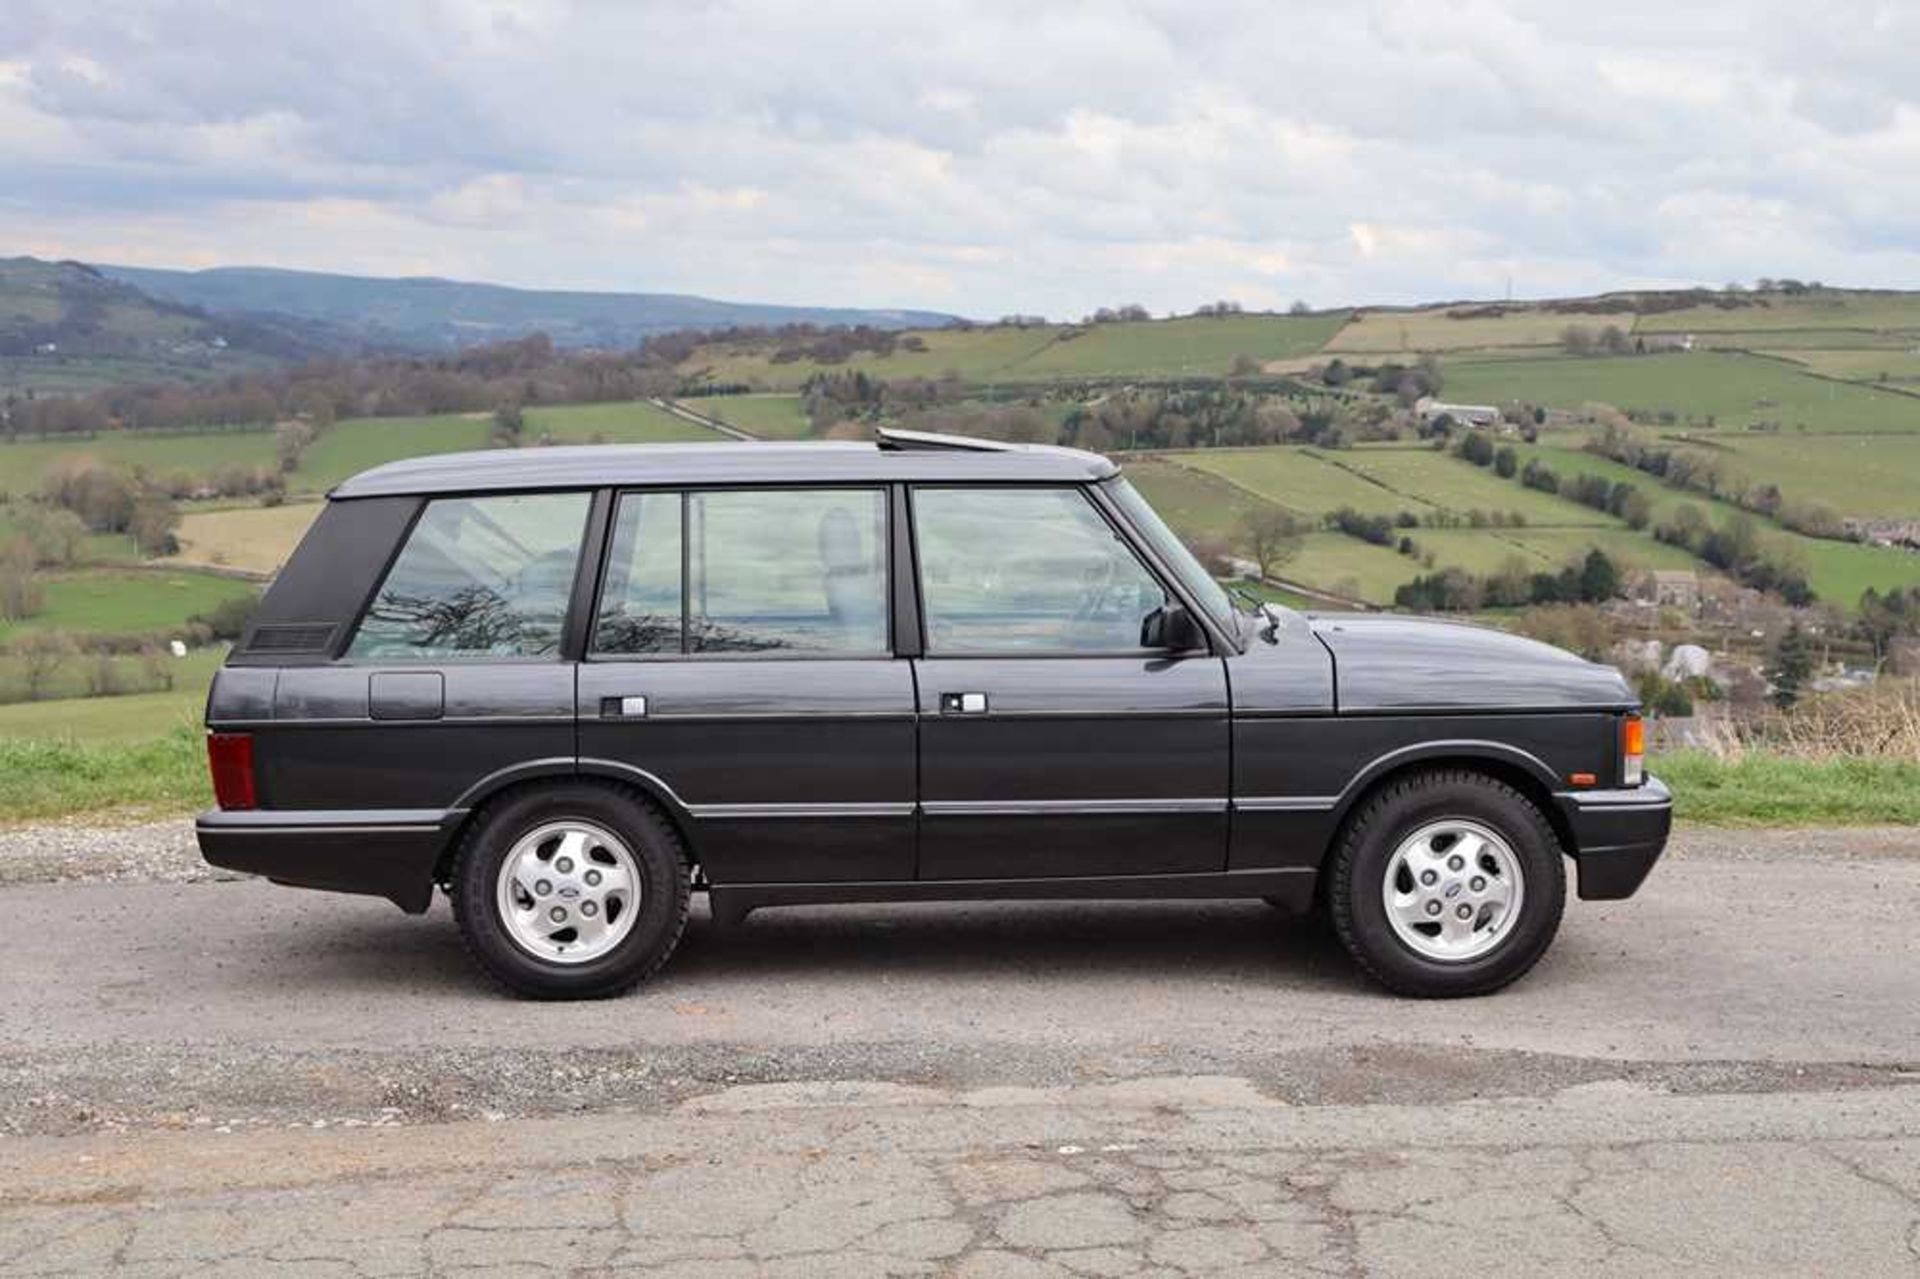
199,430 -> 1670,999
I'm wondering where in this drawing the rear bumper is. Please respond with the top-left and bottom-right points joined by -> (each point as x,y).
1555,775 -> 1673,901
196,809 -> 452,914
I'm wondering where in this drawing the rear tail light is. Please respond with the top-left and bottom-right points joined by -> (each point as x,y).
1621,714 -> 1645,787
207,732 -> 258,810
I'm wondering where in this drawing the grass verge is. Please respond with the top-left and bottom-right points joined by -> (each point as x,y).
0,730 -> 209,825
1653,752 -> 1920,827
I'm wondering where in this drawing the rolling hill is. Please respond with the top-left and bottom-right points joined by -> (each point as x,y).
0,257 -> 358,394
100,263 -> 962,351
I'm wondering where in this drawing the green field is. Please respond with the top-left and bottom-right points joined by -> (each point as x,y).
1758,350 -> 1920,385
292,401 -> 719,492
1325,307 -> 1636,354
1180,448 -> 1423,518
1512,441 -> 1920,604
694,394 -> 813,439
1285,532 -> 1424,603
0,645 -> 223,713
0,570 -> 253,642
1335,446 -> 1613,526
0,428 -> 280,497
692,325 -> 1060,390
1636,291 -> 1920,334
688,314 -> 1343,390
1121,457 -> 1282,539
1700,433 -> 1920,521
1444,353 -> 1920,434
1005,314 -> 1344,378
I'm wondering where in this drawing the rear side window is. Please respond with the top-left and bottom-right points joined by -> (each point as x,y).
347,492 -> 590,660
594,488 -> 888,657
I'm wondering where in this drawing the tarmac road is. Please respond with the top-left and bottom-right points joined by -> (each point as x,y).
0,823 -> 1916,1275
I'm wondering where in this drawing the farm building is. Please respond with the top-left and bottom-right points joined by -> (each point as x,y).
1413,397 -> 1503,428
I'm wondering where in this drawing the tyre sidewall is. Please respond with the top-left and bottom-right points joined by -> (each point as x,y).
1336,774 -> 1565,997
455,785 -> 687,998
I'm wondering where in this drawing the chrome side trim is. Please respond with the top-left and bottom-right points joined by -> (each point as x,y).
686,802 -> 916,820
1232,796 -> 1340,813
921,798 -> 1228,816
197,808 -> 448,830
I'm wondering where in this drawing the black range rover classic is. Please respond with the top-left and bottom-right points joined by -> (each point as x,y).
198,429 -> 1670,999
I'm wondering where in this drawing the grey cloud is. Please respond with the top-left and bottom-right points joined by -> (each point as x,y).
1,0 -> 1917,314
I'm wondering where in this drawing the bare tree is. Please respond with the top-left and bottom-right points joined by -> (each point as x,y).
10,630 -> 74,700
1240,508 -> 1305,580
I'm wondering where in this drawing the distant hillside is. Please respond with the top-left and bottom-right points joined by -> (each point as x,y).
0,257 -> 359,395
100,263 -> 961,351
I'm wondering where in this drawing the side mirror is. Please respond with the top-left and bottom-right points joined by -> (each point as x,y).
1141,604 -> 1206,652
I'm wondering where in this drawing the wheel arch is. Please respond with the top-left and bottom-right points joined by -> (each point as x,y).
1327,740 -> 1575,857
432,759 -> 702,885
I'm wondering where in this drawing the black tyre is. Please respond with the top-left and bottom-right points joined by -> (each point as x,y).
1327,769 -> 1565,998
450,783 -> 690,999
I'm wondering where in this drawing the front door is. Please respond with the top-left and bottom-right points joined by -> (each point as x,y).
908,485 -> 1230,880
577,486 -> 917,885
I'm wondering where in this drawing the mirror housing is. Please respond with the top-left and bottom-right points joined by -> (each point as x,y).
1141,603 -> 1206,652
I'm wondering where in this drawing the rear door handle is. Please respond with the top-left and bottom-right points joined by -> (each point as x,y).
600,695 -> 649,718
939,692 -> 988,714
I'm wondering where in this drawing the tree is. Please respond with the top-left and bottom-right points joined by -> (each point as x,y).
1765,622 -> 1814,710
1288,300 -> 1312,315
1240,508 -> 1304,580
492,401 -> 526,448
1561,325 -> 1596,356
9,630 -> 74,700
0,539 -> 43,621
1577,548 -> 1620,602
1493,445 -> 1518,478
129,496 -> 181,557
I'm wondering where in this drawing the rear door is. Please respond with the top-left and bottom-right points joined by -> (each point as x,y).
257,491 -> 589,814
908,484 -> 1230,880
576,486 -> 917,885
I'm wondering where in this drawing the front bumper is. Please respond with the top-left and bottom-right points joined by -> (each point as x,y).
1554,774 -> 1673,901
197,809 -> 451,914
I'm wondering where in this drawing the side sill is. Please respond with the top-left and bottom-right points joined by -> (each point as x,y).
707,867 -> 1316,926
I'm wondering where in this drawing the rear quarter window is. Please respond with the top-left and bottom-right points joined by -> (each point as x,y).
347,492 -> 590,660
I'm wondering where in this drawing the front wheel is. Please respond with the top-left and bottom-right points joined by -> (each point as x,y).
1327,770 -> 1565,998
450,784 -> 690,999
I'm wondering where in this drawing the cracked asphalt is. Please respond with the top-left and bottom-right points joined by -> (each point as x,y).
0,823 -> 1917,1275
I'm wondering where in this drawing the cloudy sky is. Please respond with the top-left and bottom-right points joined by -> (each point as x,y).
4,0 -> 1918,317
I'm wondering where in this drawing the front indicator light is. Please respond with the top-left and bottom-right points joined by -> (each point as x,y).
1621,714 -> 1645,787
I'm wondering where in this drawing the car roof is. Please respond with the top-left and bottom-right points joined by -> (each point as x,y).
329,435 -> 1120,498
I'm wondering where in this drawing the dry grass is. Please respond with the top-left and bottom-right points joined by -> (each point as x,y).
1690,680 -> 1920,763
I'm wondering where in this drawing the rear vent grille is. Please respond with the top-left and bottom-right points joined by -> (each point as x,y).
246,623 -> 337,654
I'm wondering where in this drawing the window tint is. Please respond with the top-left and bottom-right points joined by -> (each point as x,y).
593,492 -> 682,655
348,492 -> 588,660
914,487 -> 1169,653
592,488 -> 888,657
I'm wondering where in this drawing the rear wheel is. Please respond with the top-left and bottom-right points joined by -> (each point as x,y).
451,784 -> 689,999
1327,770 -> 1564,998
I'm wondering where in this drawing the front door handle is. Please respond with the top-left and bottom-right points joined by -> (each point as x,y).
939,692 -> 988,715
600,695 -> 649,718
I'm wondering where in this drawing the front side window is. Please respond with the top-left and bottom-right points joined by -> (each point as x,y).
348,492 -> 589,660
914,486 -> 1170,653
593,488 -> 889,657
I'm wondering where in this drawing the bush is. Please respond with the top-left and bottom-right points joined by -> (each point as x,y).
188,593 -> 258,642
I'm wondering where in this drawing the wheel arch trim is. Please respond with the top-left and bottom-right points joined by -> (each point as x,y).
1327,739 -> 1567,837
